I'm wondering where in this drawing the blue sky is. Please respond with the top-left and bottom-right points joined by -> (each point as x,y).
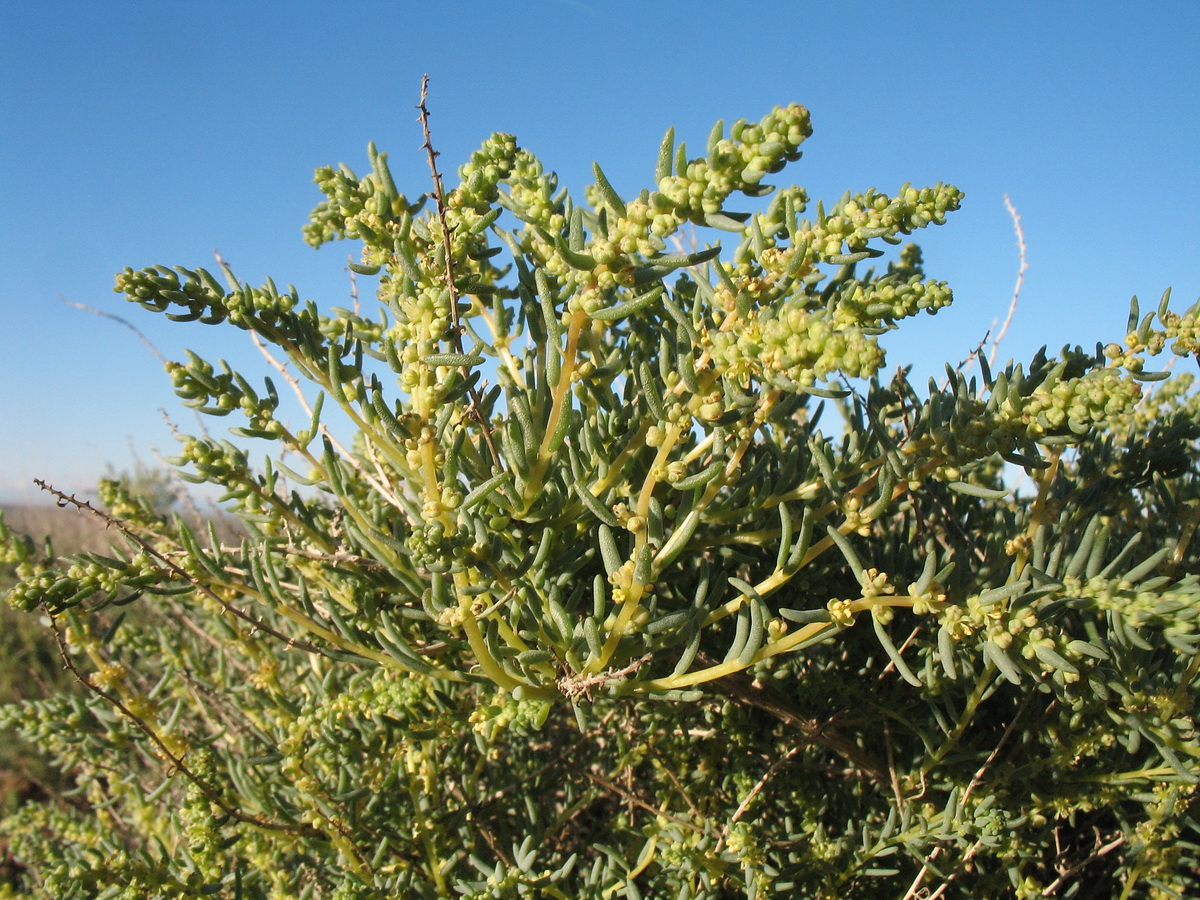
2,1 -> 1198,505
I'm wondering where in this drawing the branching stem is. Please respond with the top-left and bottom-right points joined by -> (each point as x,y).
417,74 -> 502,471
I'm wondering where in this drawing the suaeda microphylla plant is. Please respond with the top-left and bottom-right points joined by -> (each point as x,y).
2,81 -> 1200,898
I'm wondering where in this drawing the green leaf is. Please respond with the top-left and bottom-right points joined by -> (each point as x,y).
982,640 -> 1023,684
592,161 -> 627,218
422,352 -> 484,367
947,481 -> 1009,499
590,285 -> 664,322
655,126 -> 675,183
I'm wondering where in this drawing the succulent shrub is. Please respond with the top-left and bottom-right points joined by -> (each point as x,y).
2,89 -> 1199,898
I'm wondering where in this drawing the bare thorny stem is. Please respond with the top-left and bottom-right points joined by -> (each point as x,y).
1043,834 -> 1126,896
45,613 -> 320,839
416,74 -> 503,470
695,652 -> 887,783
951,194 -> 1027,385
990,194 -> 1027,368
210,250 -> 412,517
901,693 -> 1035,900
34,479 -> 323,656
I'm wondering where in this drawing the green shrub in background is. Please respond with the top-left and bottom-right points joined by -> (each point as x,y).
2,88 -> 1199,897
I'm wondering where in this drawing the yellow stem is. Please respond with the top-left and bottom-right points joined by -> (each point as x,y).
589,424 -> 686,673
590,420 -> 653,498
639,591 -> 917,692
1015,449 -> 1060,579
520,308 -> 585,511
454,574 -> 523,691
407,761 -> 450,896
538,308 -> 585,465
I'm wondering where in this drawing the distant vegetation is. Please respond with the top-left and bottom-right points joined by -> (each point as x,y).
0,479 -> 240,884
0,504 -> 114,558
0,504 -> 95,886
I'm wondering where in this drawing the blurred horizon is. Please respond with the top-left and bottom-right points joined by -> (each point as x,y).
2,1 -> 1198,505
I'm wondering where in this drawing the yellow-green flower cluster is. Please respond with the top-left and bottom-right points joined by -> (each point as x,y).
933,567 -> 1199,694
487,140 -> 566,273
304,163 -> 372,247
97,478 -> 163,526
116,265 -> 304,332
1061,574 -> 1200,637
453,133 -> 520,209
497,140 -> 562,233
690,183 -> 959,391
171,436 -> 251,487
607,197 -> 672,258
807,184 -> 962,259
116,264 -> 228,319
177,750 -> 227,882
468,688 -> 553,743
305,146 -> 421,253
383,286 -> 459,390
830,273 -> 954,329
938,590 -> 1007,641
166,351 -> 280,431
4,551 -> 157,614
1105,372 -> 1199,440
5,570 -> 74,612
443,133 -> 523,262
0,512 -> 38,578
1000,368 -> 1143,440
657,104 -> 812,221
709,303 -> 887,386
1122,305 -> 1200,360
934,365 -> 1145,467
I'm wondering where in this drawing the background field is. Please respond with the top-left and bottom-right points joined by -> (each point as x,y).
0,492 -> 237,829
0,505 -> 97,857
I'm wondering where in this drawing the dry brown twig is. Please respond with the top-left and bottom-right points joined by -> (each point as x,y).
695,652 -> 887,782
416,74 -> 503,470
1042,832 -> 1126,895
60,296 -> 167,364
45,614 -> 320,839
34,479 -> 323,656
210,250 -> 411,513
950,194 -> 1028,384
989,194 -> 1027,368
719,743 -> 803,848
558,652 -> 654,701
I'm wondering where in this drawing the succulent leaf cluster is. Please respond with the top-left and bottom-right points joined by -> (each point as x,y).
3,103 -> 1200,898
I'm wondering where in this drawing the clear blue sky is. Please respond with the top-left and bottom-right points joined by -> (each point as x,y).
2,1 -> 1198,505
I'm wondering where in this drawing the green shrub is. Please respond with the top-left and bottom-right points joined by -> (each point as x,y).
3,91 -> 1199,898
1,507 -> 101,829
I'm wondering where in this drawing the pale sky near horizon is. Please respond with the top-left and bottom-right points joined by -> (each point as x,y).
2,1 -> 1198,506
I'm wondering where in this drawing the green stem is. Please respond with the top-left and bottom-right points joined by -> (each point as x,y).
921,665 -> 998,778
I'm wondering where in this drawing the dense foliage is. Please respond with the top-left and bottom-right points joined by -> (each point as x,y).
2,95 -> 1199,898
